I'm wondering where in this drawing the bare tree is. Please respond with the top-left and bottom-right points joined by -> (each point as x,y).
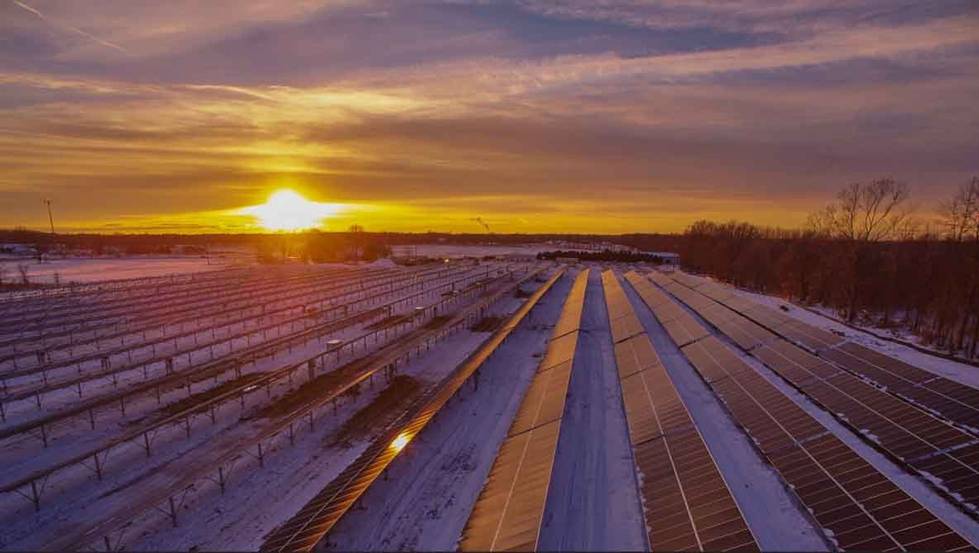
940,176 -> 979,242
808,178 -> 912,242
16,263 -> 29,285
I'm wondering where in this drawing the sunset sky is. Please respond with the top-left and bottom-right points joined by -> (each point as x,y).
1,1 -> 977,234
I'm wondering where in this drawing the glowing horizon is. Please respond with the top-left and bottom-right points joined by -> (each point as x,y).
1,1 -> 976,234
237,189 -> 345,232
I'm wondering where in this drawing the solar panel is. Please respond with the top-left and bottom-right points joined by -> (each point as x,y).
779,319 -> 845,351
681,337 -> 748,384
662,316 -> 710,348
460,270 -> 589,552
614,334 -> 660,379
660,268 -> 979,528
539,331 -> 579,373
697,282 -> 737,302
679,330 -> 972,551
609,313 -> 644,344
551,270 -> 589,339
816,342 -> 979,433
508,360 -> 573,436
647,271 -> 674,287
672,272 -> 709,290
459,420 -> 561,551
606,272 -> 757,551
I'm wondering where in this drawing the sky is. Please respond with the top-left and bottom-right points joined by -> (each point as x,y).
1,0 -> 977,234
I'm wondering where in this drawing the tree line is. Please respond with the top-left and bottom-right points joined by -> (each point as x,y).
676,177 -> 979,359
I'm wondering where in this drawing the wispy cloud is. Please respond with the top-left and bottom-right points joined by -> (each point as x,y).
9,0 -> 128,53
0,1 -> 976,232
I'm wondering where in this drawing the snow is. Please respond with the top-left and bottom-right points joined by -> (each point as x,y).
619,271 -> 828,551
8,259 -> 978,551
0,257 -> 244,284
537,269 -> 647,551
0,265 -> 512,549
391,244 -> 549,259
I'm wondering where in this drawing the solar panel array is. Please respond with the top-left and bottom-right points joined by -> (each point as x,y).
625,271 -> 975,551
821,342 -> 979,432
603,271 -> 757,552
657,271 -> 979,515
259,268 -> 564,553
626,274 -> 709,348
672,273 -> 979,434
459,269 -> 590,551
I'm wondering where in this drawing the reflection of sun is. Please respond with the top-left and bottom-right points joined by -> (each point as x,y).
241,189 -> 341,231
390,432 -> 411,453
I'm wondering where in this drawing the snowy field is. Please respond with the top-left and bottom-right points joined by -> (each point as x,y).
391,243 -> 550,258
0,256 -> 247,285
1,260 -> 978,551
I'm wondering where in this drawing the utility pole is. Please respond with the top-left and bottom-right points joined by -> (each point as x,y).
43,199 -> 55,235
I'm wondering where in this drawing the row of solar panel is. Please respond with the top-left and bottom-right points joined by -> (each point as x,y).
261,268 -> 566,553
658,271 -> 979,514
628,274 -> 710,350
673,271 -> 979,437
626,271 -> 974,551
604,271 -> 757,552
460,269 -> 590,551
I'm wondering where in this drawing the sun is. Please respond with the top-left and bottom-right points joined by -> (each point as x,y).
241,189 -> 342,231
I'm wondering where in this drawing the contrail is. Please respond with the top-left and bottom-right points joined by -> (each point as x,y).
10,0 -> 128,53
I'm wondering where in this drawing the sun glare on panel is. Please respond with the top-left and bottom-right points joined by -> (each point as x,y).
390,432 -> 411,453
241,189 -> 341,231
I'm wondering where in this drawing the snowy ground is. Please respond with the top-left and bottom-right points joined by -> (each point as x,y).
391,244 -> 549,259
0,264 -> 514,550
538,269 -> 647,551
325,272 -> 573,551
0,256 -> 246,285
6,261 -> 979,551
